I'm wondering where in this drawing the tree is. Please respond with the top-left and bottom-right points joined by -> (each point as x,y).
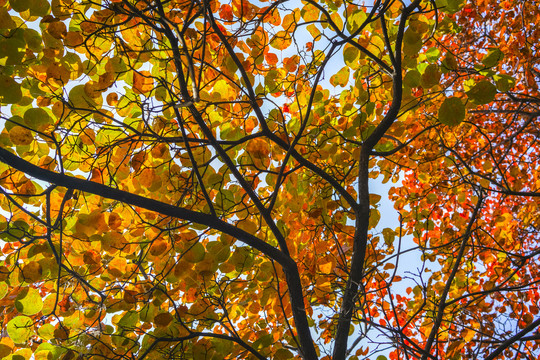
0,0 -> 539,358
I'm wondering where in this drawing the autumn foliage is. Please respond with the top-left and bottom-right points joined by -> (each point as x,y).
0,0 -> 539,359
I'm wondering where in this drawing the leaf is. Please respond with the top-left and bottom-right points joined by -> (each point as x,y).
149,240 -> 169,256
0,75 -> 22,104
466,80 -> 497,104
132,71 -> 154,95
68,85 -> 101,112
369,208 -> 380,228
154,312 -> 173,327
404,70 -> 421,88
330,66 -> 350,87
37,324 -> 56,341
21,262 -> 43,283
482,48 -> 503,68
9,0 -> 31,14
494,74 -> 515,92
0,282 -> 8,300
420,64 -> 441,89
7,316 -> 33,344
274,348 -> 294,360
9,126 -> 33,146
438,97 -> 466,126
270,31 -> 292,50
437,0 -> 465,13
15,287 -> 43,315
24,108 -> 52,131
0,8 -> 17,29
184,242 -> 205,263
346,10 -> 367,34
343,45 -> 359,67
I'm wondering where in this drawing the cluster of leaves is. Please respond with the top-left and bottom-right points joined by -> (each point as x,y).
0,0 -> 538,359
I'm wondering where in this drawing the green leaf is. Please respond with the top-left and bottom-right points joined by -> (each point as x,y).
23,28 -> 43,52
403,28 -> 422,56
343,46 -> 359,67
274,348 -> 294,360
0,75 -> 22,104
482,48 -> 503,68
29,0 -> 51,17
369,208 -> 381,229
425,47 -> 441,63
466,81 -> 497,104
437,0 -> 465,13
0,8 -> 17,29
24,108 -> 52,130
404,70 -> 421,88
9,0 -> 31,13
421,64 -> 441,89
68,85 -> 101,112
7,316 -> 33,344
438,96 -> 466,126
442,53 -> 458,71
184,242 -> 205,263
382,228 -> 395,246
15,287 -> 43,315
494,74 -> 515,92
0,29 -> 26,66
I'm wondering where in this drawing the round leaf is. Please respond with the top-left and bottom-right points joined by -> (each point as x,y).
7,316 -> 33,344
438,97 -> 466,126
22,261 -> 43,282
15,287 -> 43,315
9,126 -> 33,146
404,70 -> 421,88
482,48 -> 503,68
494,74 -> 515,93
154,312 -> 173,327
466,80 -> 497,104
29,0 -> 51,17
0,76 -> 22,104
9,0 -> 31,13
68,85 -> 101,112
343,46 -> 359,67
37,323 -> 55,341
184,242 -> 205,263
24,108 -> 52,130
421,64 -> 441,89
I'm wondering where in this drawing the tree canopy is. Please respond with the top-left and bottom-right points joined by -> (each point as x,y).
0,0 -> 539,359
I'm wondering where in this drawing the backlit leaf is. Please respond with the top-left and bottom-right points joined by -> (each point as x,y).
438,96 -> 466,126
7,316 -> 33,344
15,288 -> 43,315
466,80 -> 497,104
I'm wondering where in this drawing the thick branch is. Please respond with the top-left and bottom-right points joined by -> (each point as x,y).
332,1 -> 420,358
0,147 -> 293,271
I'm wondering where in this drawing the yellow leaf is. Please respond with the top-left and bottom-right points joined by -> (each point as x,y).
463,329 -> 475,342
270,31 -> 292,50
